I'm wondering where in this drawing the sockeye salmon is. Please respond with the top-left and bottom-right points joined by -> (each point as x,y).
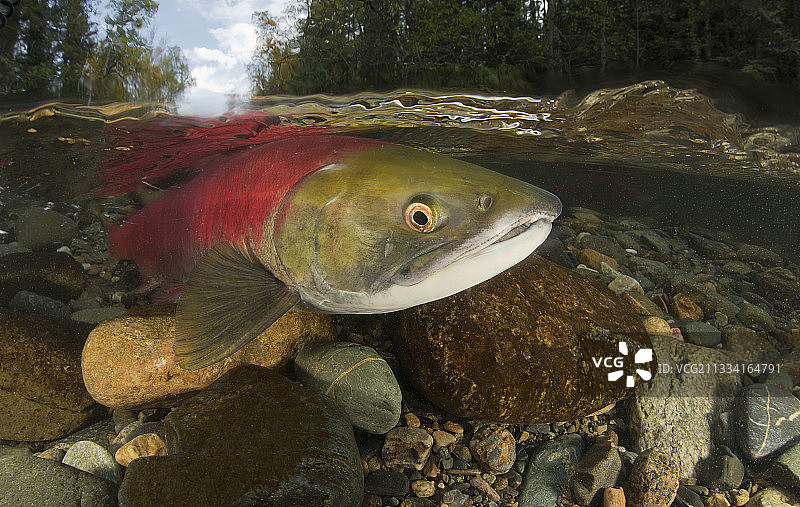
102,115 -> 562,369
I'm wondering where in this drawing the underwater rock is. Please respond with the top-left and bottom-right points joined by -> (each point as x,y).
579,234 -> 628,265
0,309 -> 99,441
671,293 -> 704,321
71,306 -> 128,324
9,290 -> 72,318
627,335 -> 742,477
0,448 -> 117,506
628,256 -> 674,286
364,470 -> 410,496
82,304 -> 335,409
468,425 -> 516,474
0,252 -> 86,305
294,341 -> 402,434
62,440 -> 122,485
114,433 -> 168,467
572,436 -> 623,505
118,365 -> 363,506
754,267 -> 800,300
698,449 -> 744,490
677,320 -> 721,348
12,207 -> 79,251
736,383 -> 800,460
737,244 -> 783,268
721,324 -> 779,365
382,427 -> 434,471
626,447 -> 679,507
736,301 -> 775,330
668,273 -> 740,319
517,433 -> 583,507
391,255 -> 655,423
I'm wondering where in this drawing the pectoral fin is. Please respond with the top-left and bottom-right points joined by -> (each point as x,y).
175,243 -> 299,370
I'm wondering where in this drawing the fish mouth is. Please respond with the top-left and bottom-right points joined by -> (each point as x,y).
450,211 -> 557,265
391,210 -> 557,287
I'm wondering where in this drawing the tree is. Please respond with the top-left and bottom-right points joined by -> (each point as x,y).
85,0 -> 193,103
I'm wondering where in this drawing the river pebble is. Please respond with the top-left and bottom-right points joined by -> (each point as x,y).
382,427 -> 434,471
469,425 -> 516,474
62,440 -> 122,484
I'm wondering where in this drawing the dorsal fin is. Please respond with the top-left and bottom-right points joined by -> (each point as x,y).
98,112 -> 333,197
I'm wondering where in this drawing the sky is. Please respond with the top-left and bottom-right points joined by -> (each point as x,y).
148,0 -> 294,114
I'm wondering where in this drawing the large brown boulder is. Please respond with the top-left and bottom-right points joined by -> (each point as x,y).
0,309 -> 99,440
82,305 -> 336,409
392,255 -> 655,423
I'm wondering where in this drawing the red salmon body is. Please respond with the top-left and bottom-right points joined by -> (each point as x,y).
108,135 -> 385,292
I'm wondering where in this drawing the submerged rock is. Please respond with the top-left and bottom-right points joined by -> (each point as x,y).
627,335 -> 742,478
295,341 -> 401,434
12,207 -> 79,251
0,309 -> 99,441
736,383 -> 800,460
0,252 -> 86,305
392,255 -> 655,423
82,304 -> 336,409
118,365 -> 363,506
0,448 -> 117,506
517,434 -> 583,507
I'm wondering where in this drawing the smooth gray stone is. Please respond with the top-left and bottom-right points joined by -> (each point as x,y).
518,434 -> 583,507
71,307 -> 128,325
62,440 -> 122,485
673,485 -> 704,507
698,451 -> 744,490
0,447 -> 117,506
13,207 -> 79,251
639,229 -> 672,255
737,383 -> 800,460
669,272 -> 741,318
771,440 -> 800,490
295,341 -> 402,434
678,320 -> 722,348
686,233 -> 733,259
364,470 -> 410,496
628,256 -> 673,286
9,290 -> 72,319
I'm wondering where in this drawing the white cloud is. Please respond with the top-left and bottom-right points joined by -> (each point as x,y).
186,47 -> 238,68
209,22 -> 258,62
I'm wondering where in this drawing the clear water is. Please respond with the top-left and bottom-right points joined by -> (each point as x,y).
2,80 -> 799,261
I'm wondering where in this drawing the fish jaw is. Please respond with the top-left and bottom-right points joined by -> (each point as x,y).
317,212 -> 556,313
274,143 -> 562,314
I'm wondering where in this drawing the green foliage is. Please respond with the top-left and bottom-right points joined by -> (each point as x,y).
251,0 -> 800,95
0,0 -> 193,103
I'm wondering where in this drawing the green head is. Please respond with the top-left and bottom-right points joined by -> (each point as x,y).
273,143 -> 561,312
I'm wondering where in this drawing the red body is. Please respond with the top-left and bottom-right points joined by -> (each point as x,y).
107,134 -> 385,292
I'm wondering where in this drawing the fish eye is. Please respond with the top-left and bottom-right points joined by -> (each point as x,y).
478,194 -> 493,211
405,202 -> 435,233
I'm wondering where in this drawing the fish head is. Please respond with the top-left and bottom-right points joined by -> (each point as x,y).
274,143 -> 562,313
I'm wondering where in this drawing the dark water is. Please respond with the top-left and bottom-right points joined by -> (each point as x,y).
1,80 -> 798,260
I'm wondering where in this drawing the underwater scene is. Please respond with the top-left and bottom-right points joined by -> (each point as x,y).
0,81 -> 799,507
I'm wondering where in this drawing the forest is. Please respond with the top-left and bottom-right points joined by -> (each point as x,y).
0,0 -> 192,102
2,0 -> 799,103
250,0 -> 800,95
